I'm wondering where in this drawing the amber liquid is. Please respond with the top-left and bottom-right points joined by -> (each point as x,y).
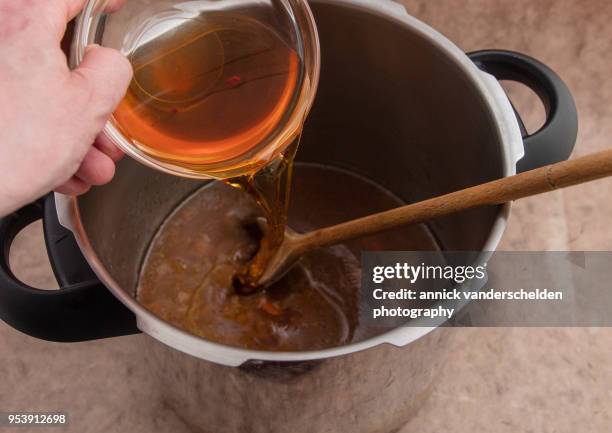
114,13 -> 302,168
114,12 -> 304,288
229,138 -> 299,291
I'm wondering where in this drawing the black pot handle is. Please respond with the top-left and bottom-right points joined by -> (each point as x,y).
0,194 -> 138,342
468,50 -> 578,173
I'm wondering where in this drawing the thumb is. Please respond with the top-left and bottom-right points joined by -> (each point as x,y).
71,44 -> 133,129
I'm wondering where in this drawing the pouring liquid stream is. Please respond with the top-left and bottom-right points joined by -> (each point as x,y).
227,139 -> 300,292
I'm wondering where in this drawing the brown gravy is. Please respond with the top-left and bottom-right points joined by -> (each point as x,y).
137,164 -> 440,351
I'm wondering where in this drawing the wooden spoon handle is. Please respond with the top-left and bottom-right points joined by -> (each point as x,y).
297,148 -> 612,250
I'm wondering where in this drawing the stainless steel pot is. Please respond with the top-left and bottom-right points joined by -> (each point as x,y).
0,0 -> 577,431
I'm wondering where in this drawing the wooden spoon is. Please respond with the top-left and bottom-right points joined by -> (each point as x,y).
257,148 -> 612,287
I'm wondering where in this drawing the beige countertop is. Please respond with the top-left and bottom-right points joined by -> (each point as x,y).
2,0 -> 612,432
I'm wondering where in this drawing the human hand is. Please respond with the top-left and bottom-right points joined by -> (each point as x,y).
0,0 -> 132,217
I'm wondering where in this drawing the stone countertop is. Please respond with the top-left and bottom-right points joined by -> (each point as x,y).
2,0 -> 612,432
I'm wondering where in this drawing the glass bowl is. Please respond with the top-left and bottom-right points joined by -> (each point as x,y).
72,0 -> 320,179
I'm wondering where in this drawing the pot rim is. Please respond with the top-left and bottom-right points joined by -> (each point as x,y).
57,0 -> 524,367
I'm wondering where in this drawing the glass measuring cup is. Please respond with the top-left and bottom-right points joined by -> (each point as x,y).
72,0 -> 320,179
